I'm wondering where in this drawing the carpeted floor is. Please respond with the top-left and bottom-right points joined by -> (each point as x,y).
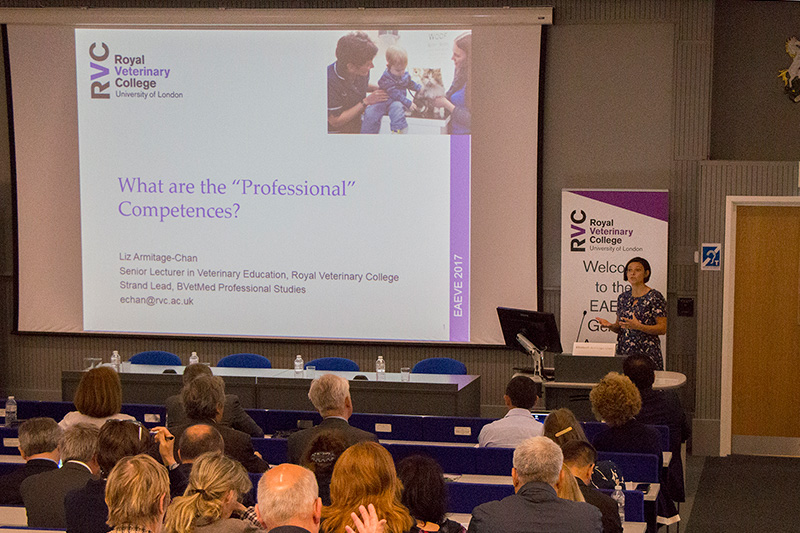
684,454 -> 800,533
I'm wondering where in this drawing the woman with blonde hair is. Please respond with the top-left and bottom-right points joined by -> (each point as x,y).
543,408 -> 588,447
60,366 -> 135,430
322,442 -> 414,533
163,452 -> 258,533
555,465 -> 585,503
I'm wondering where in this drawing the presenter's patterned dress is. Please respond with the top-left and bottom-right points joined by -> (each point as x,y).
615,289 -> 666,370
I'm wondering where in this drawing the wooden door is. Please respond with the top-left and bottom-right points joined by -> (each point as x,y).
732,206 -> 800,437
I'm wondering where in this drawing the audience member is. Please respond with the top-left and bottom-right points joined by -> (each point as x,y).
589,372 -> 662,458
562,440 -> 622,533
154,423 -> 226,499
543,408 -> 623,490
478,376 -> 542,448
0,417 -> 61,505
65,419 -> 152,533
163,451 -> 258,533
590,372 -> 670,525
396,455 -> 465,533
624,354 -> 689,523
255,463 -> 322,533
322,441 -> 414,533
555,465 -> 585,502
288,374 -> 377,464
105,454 -> 170,533
166,363 -> 264,438
170,375 -> 268,473
59,366 -> 136,430
467,436 -> 601,533
256,463 -> 385,533
300,429 -> 350,506
21,423 -> 100,529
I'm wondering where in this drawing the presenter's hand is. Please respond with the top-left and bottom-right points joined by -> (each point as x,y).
345,504 -> 386,533
365,90 -> 388,105
596,318 -> 613,328
619,315 -> 643,330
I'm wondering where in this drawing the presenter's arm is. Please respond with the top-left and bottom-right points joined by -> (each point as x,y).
619,315 -> 666,335
595,317 -> 621,333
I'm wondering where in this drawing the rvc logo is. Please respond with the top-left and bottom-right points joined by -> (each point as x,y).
569,209 -> 586,252
89,42 -> 110,99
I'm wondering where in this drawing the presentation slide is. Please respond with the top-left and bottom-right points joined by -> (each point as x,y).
75,29 -> 469,341
9,10 -> 544,344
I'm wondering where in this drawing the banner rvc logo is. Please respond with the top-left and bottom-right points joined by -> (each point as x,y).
569,209 -> 586,252
88,42 -> 110,99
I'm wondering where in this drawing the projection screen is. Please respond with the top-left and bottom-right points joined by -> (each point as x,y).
8,8 -> 549,344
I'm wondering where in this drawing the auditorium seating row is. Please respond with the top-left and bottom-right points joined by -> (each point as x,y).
5,400 -> 668,449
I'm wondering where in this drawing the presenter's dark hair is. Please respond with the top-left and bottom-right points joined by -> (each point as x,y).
336,32 -> 378,69
505,375 -> 539,409
623,353 -> 656,390
623,256 -> 651,282
396,455 -> 448,525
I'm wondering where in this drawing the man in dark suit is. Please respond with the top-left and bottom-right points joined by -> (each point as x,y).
153,422 -> 225,498
287,373 -> 377,464
468,436 -> 601,533
0,417 -> 61,505
165,363 -> 264,438
169,374 -> 269,473
562,440 -> 623,533
20,423 -> 100,529
624,353 -> 690,519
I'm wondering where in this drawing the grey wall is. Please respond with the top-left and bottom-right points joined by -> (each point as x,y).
0,1 -> 713,434
711,0 -> 800,161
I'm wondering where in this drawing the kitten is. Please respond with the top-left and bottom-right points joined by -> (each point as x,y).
410,68 -> 446,119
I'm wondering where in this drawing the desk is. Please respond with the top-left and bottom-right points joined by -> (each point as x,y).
62,365 -> 481,417
541,370 -> 686,420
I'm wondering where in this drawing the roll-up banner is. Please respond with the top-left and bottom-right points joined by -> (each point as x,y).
560,189 -> 669,361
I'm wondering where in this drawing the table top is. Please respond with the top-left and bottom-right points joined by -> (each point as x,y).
541,370 -> 686,390
102,363 -> 479,389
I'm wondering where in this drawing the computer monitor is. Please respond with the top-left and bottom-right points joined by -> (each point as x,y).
496,307 -> 563,355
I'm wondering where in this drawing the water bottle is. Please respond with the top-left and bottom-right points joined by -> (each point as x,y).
110,350 -> 121,373
5,396 -> 17,428
189,352 -> 199,365
375,355 -> 386,380
611,484 -> 625,523
294,355 -> 304,377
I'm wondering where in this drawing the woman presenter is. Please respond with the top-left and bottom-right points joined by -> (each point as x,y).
596,256 -> 667,369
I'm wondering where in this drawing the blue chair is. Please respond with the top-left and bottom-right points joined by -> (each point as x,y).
305,357 -> 359,372
217,353 -> 272,369
411,357 -> 467,375
129,350 -> 182,365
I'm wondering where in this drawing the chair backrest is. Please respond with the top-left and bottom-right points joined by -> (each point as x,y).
217,353 -> 272,369
411,357 -> 467,375
596,451 -> 660,483
129,350 -> 182,365
305,357 -> 359,371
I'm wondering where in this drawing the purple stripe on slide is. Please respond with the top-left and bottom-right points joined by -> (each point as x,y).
449,135 -> 470,342
570,190 -> 669,222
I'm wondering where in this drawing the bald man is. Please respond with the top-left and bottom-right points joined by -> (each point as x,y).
153,423 -> 225,499
255,464 -> 384,533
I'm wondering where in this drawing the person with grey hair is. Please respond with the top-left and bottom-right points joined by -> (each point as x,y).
287,374 -> 377,464
169,374 -> 268,473
0,417 -> 61,505
165,363 -> 264,437
467,436 -> 602,533
21,423 -> 100,529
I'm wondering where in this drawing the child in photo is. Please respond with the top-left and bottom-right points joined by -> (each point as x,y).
361,45 -> 421,134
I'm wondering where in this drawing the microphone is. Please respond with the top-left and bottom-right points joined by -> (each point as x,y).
575,310 -> 587,343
